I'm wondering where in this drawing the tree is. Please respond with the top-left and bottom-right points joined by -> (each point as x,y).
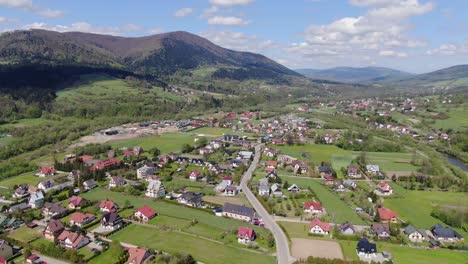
124,199 -> 131,209
150,147 -> 161,158
283,180 -> 290,189
374,209 -> 381,222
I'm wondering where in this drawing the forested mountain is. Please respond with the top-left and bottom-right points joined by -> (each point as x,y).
296,67 -> 413,83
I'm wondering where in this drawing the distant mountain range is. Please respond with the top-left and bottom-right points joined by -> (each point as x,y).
0,29 -> 300,82
295,67 -> 413,83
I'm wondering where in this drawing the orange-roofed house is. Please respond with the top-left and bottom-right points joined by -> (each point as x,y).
309,218 -> 330,235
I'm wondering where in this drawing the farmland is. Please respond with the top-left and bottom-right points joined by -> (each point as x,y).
109,132 -> 200,154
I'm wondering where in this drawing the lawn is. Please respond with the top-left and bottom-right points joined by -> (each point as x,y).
276,144 -> 350,164
378,242 -> 467,264
110,225 -> 275,264
109,132 -> 198,154
331,155 -> 355,178
9,226 -> 42,243
384,189 -> 468,237
432,108 -> 468,131
278,221 -> 312,239
339,240 -> 359,261
0,172 -> 64,189
282,176 -> 366,224
189,127 -> 233,135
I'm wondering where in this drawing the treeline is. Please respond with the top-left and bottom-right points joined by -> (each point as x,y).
431,206 -> 468,231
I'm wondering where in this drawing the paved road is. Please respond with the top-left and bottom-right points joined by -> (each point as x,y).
240,144 -> 293,264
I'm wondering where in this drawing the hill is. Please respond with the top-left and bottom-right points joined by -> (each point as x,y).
296,67 -> 413,83
385,65 -> 468,90
0,29 -> 299,81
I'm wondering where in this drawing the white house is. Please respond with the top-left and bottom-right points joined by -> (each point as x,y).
309,218 -> 330,235
145,180 -> 165,198
28,191 -> 44,209
137,165 -> 155,179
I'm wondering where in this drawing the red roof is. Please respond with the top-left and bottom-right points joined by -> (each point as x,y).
303,201 -> 323,211
378,207 -> 397,221
80,155 -> 94,163
238,226 -> 256,240
136,205 -> 157,219
223,175 -> 233,181
92,158 -> 121,171
69,212 -> 95,224
377,182 -> 392,192
40,167 -> 56,175
264,167 -> 275,173
309,218 -> 330,232
69,196 -> 84,207
191,170 -> 201,176
266,161 -> 278,167
99,200 -> 116,212
28,254 -> 40,261
0,256 -> 6,264
127,247 -> 150,264
124,150 -> 135,156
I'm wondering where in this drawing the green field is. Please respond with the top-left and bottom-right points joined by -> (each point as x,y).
282,176 -> 366,224
384,189 -> 467,236
0,172 -> 64,189
432,108 -> 468,131
339,240 -> 359,261
110,132 -> 199,154
278,221 -> 314,239
378,242 -> 467,264
9,226 -> 42,243
189,127 -> 233,135
110,224 -> 275,264
276,144 -> 350,164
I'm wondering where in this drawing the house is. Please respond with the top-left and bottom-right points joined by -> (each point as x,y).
343,179 -> 357,189
323,174 -> 335,185
198,147 -> 213,155
319,166 -> 333,177
43,219 -> 65,241
303,201 -> 323,214
189,170 -> 202,181
127,247 -> 151,264
224,134 -> 240,142
356,238 -> 377,258
258,185 -> 270,196
376,182 -> 393,196
177,192 -> 203,207
372,223 -> 390,239
145,180 -> 165,198
237,151 -> 253,160
347,165 -> 361,178
265,160 -> 278,168
68,196 -> 85,209
222,203 -> 256,222
26,254 -> 40,264
13,184 -> 29,198
214,179 -> 231,193
0,256 -> 5,264
277,154 -> 296,165
431,224 -> 464,242
57,230 -> 89,250
224,185 -> 239,196
41,202 -> 68,218
135,205 -> 157,222
270,183 -> 283,197
38,179 -> 55,191
8,203 -> 30,214
237,227 -> 256,244
191,158 -> 206,166
263,148 -> 279,158
69,212 -> 96,227
309,218 -> 330,235
83,179 -> 97,191
210,140 -> 224,149
37,167 -> 57,177
28,191 -> 44,209
333,181 -> 346,192
287,184 -> 301,193
101,212 -> 123,230
99,200 -> 118,213
137,165 -> 155,179
377,207 -> 398,223
404,225 -> 427,242
366,165 -> 380,175
0,240 -> 13,260
91,158 -> 121,171
109,176 -> 127,188
340,221 -> 356,235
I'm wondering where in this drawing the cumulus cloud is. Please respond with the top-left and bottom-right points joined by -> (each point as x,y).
426,43 -> 468,56
201,6 -> 219,18
21,22 -> 147,36
207,16 -> 250,26
0,0 -> 64,18
208,0 -> 254,7
200,30 -> 276,53
0,16 -> 17,23
174,7 -> 194,17
379,50 -> 408,57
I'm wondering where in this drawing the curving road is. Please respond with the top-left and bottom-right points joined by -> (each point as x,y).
240,144 -> 293,264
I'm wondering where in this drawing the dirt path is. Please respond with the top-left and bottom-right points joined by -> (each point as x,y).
291,238 -> 343,260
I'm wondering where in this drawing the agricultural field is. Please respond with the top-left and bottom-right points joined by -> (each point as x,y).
378,242 -> 468,264
189,127 -> 233,136
110,224 -> 275,264
384,189 -> 468,237
109,132 -> 200,154
432,108 -> 468,131
281,176 -> 366,224
278,221 -> 313,239
276,144 -> 351,165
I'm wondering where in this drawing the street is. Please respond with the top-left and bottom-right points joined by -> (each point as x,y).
240,144 -> 294,264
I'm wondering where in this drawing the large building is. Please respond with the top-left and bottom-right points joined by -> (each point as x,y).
222,203 -> 256,222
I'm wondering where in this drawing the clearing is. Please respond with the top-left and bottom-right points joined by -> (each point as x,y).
291,238 -> 343,260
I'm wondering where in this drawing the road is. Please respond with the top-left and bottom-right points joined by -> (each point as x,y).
240,144 -> 293,264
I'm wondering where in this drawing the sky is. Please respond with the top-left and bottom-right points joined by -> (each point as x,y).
0,0 -> 467,73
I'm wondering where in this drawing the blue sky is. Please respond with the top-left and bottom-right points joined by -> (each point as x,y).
0,0 -> 467,73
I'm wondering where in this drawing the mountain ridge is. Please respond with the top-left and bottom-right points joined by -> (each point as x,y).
296,66 -> 413,83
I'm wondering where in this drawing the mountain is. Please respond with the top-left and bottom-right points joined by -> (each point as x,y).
0,29 -> 300,81
385,65 -> 468,90
296,67 -> 413,83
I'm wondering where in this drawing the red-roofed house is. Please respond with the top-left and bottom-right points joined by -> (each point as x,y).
0,256 -> 6,264
68,196 -> 85,209
43,219 -> 65,241
189,170 -> 202,181
127,247 -> 151,264
99,200 -> 118,213
237,227 -> 256,244
376,182 -> 393,196
134,205 -> 157,222
265,160 -> 278,168
37,167 -> 57,177
69,212 -> 96,227
377,207 -> 398,223
303,201 -> 324,214
309,218 -> 330,235
57,230 -> 89,250
26,254 -> 40,264
80,155 -> 94,163
91,158 -> 121,171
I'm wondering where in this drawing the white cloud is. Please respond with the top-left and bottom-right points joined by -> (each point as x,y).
208,0 -> 254,7
0,16 -> 17,23
426,43 -> 468,56
368,0 -> 433,18
21,22 -> 146,36
0,0 -> 64,18
148,27 -> 163,34
207,16 -> 250,26
379,50 -> 408,57
174,7 -> 194,17
201,6 -> 219,18
200,30 -> 262,52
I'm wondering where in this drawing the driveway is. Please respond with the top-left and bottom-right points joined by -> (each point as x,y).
33,253 -> 70,264
240,144 -> 293,264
